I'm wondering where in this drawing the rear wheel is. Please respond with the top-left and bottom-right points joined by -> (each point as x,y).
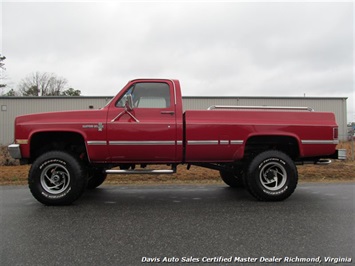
244,150 -> 298,201
29,151 -> 87,205
220,168 -> 245,188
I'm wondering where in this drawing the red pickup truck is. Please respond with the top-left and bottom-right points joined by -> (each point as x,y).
8,79 -> 341,205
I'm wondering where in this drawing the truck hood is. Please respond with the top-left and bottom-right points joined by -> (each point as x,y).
15,109 -> 107,125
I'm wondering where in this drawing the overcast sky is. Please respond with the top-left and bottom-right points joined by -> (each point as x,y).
1,1 -> 354,122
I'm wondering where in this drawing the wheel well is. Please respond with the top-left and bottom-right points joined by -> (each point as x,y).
244,135 -> 299,160
30,132 -> 86,163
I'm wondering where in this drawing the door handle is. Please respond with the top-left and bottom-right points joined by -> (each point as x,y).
161,111 -> 175,115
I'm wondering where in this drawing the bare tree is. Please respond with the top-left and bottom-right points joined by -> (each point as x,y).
19,72 -> 68,96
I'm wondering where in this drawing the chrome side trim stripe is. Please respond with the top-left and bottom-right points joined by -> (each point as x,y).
87,141 -> 107,145
87,140 -> 245,146
187,140 -> 244,145
302,140 -> 339,145
109,141 -> 175,145
188,140 -> 219,145
230,140 -> 244,145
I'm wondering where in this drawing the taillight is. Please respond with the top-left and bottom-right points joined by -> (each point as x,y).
333,127 -> 338,139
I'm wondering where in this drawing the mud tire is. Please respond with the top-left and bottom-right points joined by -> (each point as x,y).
220,169 -> 245,188
29,151 -> 87,205
245,150 -> 298,201
87,168 -> 107,189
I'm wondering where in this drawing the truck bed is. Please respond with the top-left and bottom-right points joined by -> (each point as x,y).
184,109 -> 337,162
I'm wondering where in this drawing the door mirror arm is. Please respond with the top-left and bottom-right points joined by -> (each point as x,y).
111,94 -> 139,123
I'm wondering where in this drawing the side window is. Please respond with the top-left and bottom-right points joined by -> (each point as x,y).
116,82 -> 171,108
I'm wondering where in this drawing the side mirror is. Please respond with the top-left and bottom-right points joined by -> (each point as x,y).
124,94 -> 134,111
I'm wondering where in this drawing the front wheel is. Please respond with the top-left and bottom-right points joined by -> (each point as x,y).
29,151 -> 87,205
244,150 -> 298,201
87,168 -> 107,189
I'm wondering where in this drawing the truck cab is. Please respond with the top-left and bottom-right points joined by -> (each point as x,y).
105,79 -> 183,163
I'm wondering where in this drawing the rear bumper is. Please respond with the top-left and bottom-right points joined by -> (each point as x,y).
330,149 -> 347,160
297,149 -> 346,165
7,144 -> 22,159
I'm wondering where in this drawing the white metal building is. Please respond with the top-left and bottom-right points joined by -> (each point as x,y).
0,96 -> 348,145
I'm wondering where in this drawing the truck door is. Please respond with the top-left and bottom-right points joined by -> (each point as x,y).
106,81 -> 177,163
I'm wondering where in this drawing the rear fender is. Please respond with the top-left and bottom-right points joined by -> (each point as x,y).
240,134 -> 301,160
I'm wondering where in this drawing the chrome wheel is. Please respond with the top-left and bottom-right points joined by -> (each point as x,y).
245,151 -> 298,201
40,163 -> 70,194
259,162 -> 287,191
29,151 -> 87,205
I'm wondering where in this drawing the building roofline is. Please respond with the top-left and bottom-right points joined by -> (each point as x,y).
182,96 -> 348,100
0,96 -> 114,100
0,96 -> 348,100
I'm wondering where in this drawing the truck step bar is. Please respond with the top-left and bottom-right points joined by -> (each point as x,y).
208,105 -> 314,112
106,167 -> 176,175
